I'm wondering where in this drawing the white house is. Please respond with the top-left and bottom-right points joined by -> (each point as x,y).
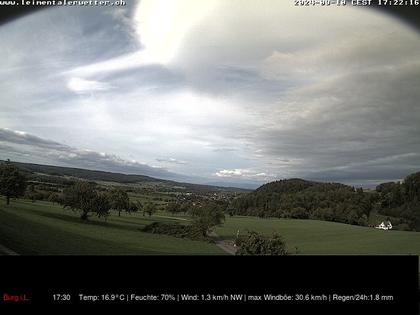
375,221 -> 392,230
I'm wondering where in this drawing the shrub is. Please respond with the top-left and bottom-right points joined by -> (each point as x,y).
235,231 -> 288,255
142,222 -> 213,242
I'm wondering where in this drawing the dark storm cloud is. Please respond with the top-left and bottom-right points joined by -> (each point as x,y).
248,61 -> 420,184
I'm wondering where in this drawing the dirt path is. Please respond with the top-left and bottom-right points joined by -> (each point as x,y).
208,231 -> 237,255
0,244 -> 19,256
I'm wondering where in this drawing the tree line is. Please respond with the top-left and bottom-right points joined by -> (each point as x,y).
374,172 -> 420,230
60,181 -> 160,220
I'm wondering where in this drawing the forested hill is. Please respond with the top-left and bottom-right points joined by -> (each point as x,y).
231,179 -> 370,224
230,173 -> 420,231
255,178 -> 352,195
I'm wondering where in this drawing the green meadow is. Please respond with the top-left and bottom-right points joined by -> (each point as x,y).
1,198 -> 419,257
216,216 -> 420,256
0,199 -> 224,255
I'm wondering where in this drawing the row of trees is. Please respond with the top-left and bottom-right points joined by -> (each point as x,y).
61,182 -> 158,220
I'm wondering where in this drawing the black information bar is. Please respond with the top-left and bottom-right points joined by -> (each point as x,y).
0,256 -> 418,313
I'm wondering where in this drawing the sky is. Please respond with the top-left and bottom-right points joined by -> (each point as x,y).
0,1 -> 419,189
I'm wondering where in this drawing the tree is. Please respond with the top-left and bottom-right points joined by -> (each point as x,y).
143,202 -> 157,217
25,184 -> 37,202
135,201 -> 143,214
48,192 -> 61,204
61,182 -> 110,220
225,204 -> 236,217
191,202 -> 225,236
166,202 -> 181,216
0,160 -> 27,205
108,188 -> 130,217
403,172 -> 420,202
127,201 -> 139,214
91,193 -> 112,220
235,231 -> 288,256
180,201 -> 191,214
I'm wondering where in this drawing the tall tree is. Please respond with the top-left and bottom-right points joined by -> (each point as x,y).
0,160 -> 27,205
61,182 -> 109,220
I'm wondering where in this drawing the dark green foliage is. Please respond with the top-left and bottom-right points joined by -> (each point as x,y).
61,182 -> 111,220
128,201 -> 139,214
93,193 -> 112,219
47,193 -> 62,204
376,182 -> 404,208
0,160 -> 27,205
230,179 -> 373,226
403,172 -> 420,202
24,189 -> 61,203
28,174 -> 75,187
166,202 -> 182,215
190,202 -> 225,236
376,172 -> 420,230
235,231 -> 288,256
135,201 -> 143,212
142,222 -> 212,242
143,202 -> 157,217
107,188 -> 130,216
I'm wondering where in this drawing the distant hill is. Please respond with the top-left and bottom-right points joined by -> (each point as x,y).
6,160 -> 249,194
12,161 -> 157,183
230,174 -> 420,231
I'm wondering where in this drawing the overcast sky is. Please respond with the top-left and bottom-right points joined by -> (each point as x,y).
0,1 -> 419,188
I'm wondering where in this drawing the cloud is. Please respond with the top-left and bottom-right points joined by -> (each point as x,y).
214,168 -> 274,181
215,169 -> 244,177
156,157 -> 187,165
67,77 -> 113,93
0,128 -> 179,180
0,2 -> 419,188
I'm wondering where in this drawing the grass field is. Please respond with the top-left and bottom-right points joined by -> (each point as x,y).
0,198 -> 224,255
1,198 -> 420,258
215,216 -> 420,256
